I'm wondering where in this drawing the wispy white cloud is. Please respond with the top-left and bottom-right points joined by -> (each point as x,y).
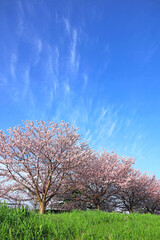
107,121 -> 116,137
18,17 -> 24,35
71,29 -> 77,64
83,74 -> 88,90
70,29 -> 79,72
25,0 -> 35,17
145,44 -> 159,63
54,47 -> 59,76
46,45 -> 59,90
12,87 -> 19,103
33,37 -> 43,64
0,75 -> 7,87
17,0 -> 25,35
61,102 -> 119,150
86,105 -> 121,150
64,17 -> 71,34
36,38 -> 42,54
84,129 -> 93,143
126,119 -> 131,127
11,65 -> 35,109
23,67 -> 30,98
22,66 -> 35,111
47,88 -> 54,109
98,107 -> 109,123
43,44 -> 60,108
64,81 -> 70,94
10,53 -> 17,79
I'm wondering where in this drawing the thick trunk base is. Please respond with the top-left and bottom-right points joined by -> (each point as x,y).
96,204 -> 100,210
39,202 -> 46,214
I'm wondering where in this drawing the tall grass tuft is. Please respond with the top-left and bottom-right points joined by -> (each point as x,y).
0,204 -> 159,239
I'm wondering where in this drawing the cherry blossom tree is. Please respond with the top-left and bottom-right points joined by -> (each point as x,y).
118,169 -> 156,212
69,150 -> 135,210
143,178 -> 160,214
0,120 -> 94,214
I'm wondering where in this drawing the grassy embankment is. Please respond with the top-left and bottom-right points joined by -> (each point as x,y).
0,204 -> 160,239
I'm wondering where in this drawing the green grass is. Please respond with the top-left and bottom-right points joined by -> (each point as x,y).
0,205 -> 160,239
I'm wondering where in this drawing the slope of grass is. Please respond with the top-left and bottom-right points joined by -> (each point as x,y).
0,205 -> 160,239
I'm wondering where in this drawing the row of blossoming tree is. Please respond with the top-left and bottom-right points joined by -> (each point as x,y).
0,121 -> 159,214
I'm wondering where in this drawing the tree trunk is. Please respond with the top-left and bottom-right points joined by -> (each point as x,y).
150,208 -> 155,214
39,202 -> 46,214
95,203 -> 100,210
130,206 -> 133,212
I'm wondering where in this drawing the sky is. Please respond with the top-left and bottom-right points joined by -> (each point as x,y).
0,0 -> 160,178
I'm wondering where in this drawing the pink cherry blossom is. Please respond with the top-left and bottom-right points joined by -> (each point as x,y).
0,120 -> 94,214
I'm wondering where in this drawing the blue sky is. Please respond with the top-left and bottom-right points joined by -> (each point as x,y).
0,0 -> 160,178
